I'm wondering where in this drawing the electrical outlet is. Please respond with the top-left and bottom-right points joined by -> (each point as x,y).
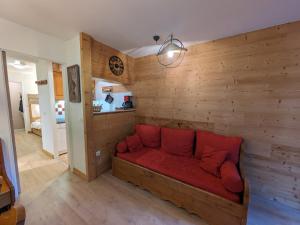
96,150 -> 101,157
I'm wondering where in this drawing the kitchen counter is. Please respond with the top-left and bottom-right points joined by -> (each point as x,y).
93,109 -> 136,115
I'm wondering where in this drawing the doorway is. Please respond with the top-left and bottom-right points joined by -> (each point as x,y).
1,50 -> 70,197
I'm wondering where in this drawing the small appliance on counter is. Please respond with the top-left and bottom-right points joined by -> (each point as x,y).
122,95 -> 133,109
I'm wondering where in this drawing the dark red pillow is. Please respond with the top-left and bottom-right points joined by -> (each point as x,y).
195,130 -> 242,164
116,140 -> 128,153
199,145 -> 227,176
126,134 -> 143,152
161,127 -> 194,157
220,161 -> 244,193
135,124 -> 161,148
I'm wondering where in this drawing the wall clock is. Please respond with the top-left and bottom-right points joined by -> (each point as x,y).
109,56 -> 124,76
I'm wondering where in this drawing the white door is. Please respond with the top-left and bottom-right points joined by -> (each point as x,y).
0,50 -> 20,196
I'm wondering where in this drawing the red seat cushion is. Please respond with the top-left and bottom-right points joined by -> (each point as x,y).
135,124 -> 161,148
161,127 -> 194,157
199,146 -> 227,176
126,134 -> 143,152
116,140 -> 128,153
221,161 -> 244,193
195,130 -> 242,164
117,148 -> 240,203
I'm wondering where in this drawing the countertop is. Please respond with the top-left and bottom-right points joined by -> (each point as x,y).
93,109 -> 136,115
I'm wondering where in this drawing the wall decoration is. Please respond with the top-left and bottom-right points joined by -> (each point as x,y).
35,80 -> 48,85
109,56 -> 124,76
67,64 -> 81,103
102,86 -> 113,93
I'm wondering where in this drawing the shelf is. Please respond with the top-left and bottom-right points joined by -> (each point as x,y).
93,109 -> 136,115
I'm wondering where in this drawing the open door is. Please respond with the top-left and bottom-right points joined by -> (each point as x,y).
0,50 -> 20,197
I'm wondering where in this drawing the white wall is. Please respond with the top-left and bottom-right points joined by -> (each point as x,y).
0,18 -> 65,63
0,52 -> 20,195
63,35 -> 86,174
0,18 -> 87,194
36,60 -> 58,157
7,69 -> 38,132
0,18 -> 67,196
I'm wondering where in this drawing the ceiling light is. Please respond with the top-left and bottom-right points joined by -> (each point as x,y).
9,60 -> 29,70
154,34 -> 187,67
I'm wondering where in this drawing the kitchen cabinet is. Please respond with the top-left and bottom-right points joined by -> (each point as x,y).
53,63 -> 64,100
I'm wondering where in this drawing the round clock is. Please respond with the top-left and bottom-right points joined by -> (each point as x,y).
109,56 -> 124,76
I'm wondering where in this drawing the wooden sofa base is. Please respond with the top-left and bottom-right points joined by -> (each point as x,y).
112,157 -> 249,225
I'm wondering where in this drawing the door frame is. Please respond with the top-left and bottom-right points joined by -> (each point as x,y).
0,50 -> 21,196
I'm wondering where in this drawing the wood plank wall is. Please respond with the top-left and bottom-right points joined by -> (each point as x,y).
128,22 -> 300,209
80,33 -> 97,180
93,112 -> 136,175
80,33 -> 136,178
91,39 -> 132,84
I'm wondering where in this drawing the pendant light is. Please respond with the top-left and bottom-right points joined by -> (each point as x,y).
154,34 -> 187,68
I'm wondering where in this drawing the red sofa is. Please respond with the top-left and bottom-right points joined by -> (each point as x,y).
113,124 -> 249,225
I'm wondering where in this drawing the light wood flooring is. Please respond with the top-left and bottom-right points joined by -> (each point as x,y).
14,131 -> 300,225
14,130 -> 68,195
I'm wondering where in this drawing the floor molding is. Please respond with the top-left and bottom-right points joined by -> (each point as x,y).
73,167 -> 88,181
41,149 -> 54,159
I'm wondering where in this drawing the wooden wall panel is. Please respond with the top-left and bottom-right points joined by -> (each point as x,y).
91,40 -> 132,84
80,33 -> 97,180
81,33 -> 136,178
93,112 -> 136,175
128,21 -> 300,209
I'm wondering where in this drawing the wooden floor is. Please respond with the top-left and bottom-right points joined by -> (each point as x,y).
14,130 -> 68,199
14,131 -> 300,225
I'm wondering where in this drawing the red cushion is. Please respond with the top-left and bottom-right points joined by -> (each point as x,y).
135,124 -> 161,148
126,134 -> 143,152
116,141 -> 128,153
117,148 -> 240,203
221,161 -> 244,193
195,130 -> 242,164
199,146 -> 227,176
161,127 -> 194,157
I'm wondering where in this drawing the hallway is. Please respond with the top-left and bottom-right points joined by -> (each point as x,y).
15,130 -> 68,203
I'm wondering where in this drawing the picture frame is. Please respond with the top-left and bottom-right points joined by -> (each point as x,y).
67,65 -> 81,103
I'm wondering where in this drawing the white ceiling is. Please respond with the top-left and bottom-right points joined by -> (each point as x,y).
1,0 -> 300,57
6,56 -> 36,74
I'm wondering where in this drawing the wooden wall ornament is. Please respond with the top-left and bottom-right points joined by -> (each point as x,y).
67,65 -> 81,103
35,80 -> 47,85
109,56 -> 124,76
91,39 -> 133,84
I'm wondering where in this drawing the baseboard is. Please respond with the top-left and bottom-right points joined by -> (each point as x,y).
73,168 -> 88,181
41,149 -> 54,159
58,151 -> 68,156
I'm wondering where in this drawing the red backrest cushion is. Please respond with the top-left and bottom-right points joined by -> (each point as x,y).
161,127 -> 195,157
220,161 -> 244,193
126,134 -> 143,152
199,145 -> 227,176
195,130 -> 242,164
116,140 -> 128,153
135,124 -> 161,148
